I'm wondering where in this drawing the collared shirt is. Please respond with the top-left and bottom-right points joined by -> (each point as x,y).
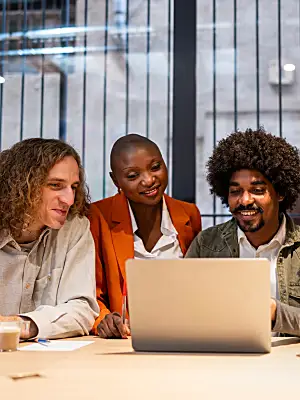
238,215 -> 286,301
128,197 -> 183,259
0,216 -> 99,339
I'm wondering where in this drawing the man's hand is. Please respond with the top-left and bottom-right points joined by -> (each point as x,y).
270,298 -> 277,322
0,315 -> 38,339
20,317 -> 38,339
97,312 -> 130,339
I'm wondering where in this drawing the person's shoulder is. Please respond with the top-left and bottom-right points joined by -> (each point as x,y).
63,214 -> 90,235
90,195 -> 116,215
47,215 -> 90,250
199,223 -> 223,237
196,219 -> 235,243
286,215 -> 300,244
164,195 -> 199,214
294,223 -> 300,235
89,195 -> 123,222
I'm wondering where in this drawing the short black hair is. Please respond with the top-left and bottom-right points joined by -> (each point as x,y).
110,133 -> 161,173
206,127 -> 300,212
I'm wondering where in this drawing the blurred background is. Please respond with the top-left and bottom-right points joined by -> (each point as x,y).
0,0 -> 299,228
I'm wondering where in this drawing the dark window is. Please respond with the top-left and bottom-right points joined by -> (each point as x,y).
0,0 -> 76,73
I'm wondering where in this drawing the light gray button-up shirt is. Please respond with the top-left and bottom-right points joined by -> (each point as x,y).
0,215 -> 99,339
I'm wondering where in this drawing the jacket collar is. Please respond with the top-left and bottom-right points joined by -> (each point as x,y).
164,194 -> 193,254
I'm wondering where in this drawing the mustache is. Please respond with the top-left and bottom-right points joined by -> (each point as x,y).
232,204 -> 263,214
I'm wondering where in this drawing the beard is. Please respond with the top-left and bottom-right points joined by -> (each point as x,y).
231,204 -> 264,233
236,217 -> 265,233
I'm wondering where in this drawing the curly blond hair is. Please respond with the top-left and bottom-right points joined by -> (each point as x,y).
0,138 -> 90,238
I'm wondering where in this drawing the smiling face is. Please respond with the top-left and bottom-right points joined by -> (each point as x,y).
34,156 -> 80,230
228,169 -> 283,234
110,144 -> 168,206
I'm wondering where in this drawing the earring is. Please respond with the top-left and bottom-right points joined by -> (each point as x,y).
118,188 -> 122,194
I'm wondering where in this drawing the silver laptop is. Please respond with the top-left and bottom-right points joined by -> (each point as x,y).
126,258 -> 271,353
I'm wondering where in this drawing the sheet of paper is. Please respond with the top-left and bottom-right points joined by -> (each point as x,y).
19,340 -> 94,352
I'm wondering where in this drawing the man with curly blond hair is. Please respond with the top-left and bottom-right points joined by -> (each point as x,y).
186,128 -> 300,336
0,138 -> 99,339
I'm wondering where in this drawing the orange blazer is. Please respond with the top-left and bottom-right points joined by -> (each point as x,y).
88,192 -> 201,333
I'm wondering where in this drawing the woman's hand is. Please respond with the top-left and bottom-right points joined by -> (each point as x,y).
97,312 -> 130,339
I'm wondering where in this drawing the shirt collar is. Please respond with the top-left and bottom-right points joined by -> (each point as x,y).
128,196 -> 178,237
0,227 -> 51,251
0,230 -> 14,250
237,214 -> 286,248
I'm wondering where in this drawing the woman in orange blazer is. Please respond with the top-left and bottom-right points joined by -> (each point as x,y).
89,134 -> 201,338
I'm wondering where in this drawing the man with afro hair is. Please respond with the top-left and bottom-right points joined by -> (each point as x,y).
186,127 -> 300,336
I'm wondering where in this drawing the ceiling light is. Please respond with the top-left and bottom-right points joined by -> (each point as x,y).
283,63 -> 296,72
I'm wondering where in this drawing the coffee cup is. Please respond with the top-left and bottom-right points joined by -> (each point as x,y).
0,321 -> 22,352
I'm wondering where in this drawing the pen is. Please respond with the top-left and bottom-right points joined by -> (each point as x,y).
121,280 -> 127,325
36,338 -> 50,347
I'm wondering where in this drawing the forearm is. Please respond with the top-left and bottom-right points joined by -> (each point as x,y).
272,300 -> 300,336
20,299 -> 98,339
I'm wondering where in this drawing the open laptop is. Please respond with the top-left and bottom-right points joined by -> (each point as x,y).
126,258 -> 271,353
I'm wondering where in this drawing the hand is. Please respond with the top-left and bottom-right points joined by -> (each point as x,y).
97,312 -> 130,339
270,298 -> 277,321
0,316 -> 38,339
20,317 -> 38,339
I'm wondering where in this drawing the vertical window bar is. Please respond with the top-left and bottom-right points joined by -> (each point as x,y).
0,0 -> 7,150
102,0 -> 109,198
233,0 -> 237,131
212,0 -> 217,226
255,0 -> 260,129
277,0 -> 282,137
59,0 -> 70,141
166,0 -> 171,191
82,0 -> 88,167
20,0 -> 28,141
39,0 -> 46,138
125,0 -> 129,134
172,0 -> 196,203
28,0 -> 33,15
145,0 -> 150,138
59,71 -> 67,141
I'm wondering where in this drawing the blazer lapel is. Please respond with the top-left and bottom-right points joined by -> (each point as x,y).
164,195 -> 194,255
110,193 -> 134,281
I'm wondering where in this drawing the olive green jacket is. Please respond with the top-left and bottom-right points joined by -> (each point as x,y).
185,215 -> 300,336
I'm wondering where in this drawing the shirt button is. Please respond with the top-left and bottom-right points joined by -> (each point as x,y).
25,283 -> 31,289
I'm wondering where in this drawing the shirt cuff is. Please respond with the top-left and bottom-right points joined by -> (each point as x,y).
19,308 -> 67,339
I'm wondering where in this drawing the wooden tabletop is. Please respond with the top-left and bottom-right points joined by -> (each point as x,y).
1,336 -> 300,399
